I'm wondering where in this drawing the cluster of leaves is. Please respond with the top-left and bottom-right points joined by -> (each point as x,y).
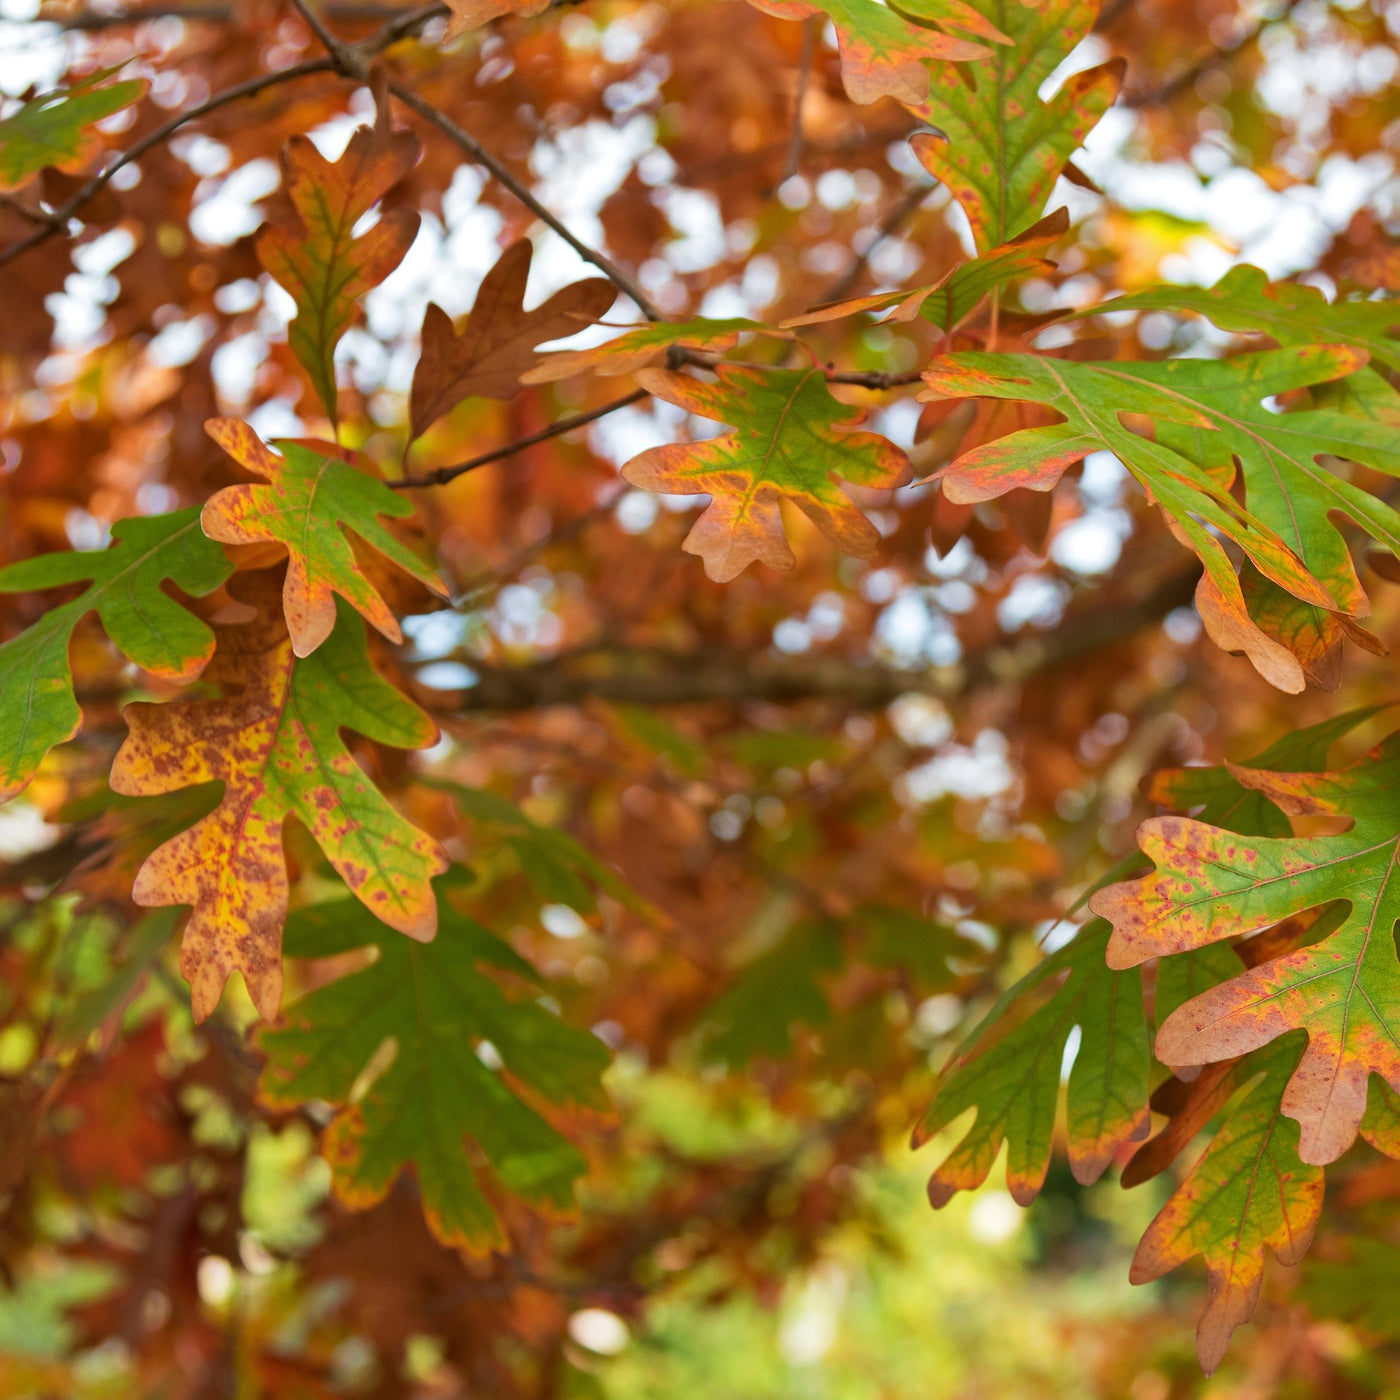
3,0 -> 1400,1390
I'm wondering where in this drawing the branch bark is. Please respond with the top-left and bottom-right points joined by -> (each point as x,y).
432,566 -> 1199,712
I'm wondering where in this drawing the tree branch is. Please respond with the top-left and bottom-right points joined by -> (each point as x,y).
432,567 -> 1200,711
384,80 -> 665,321
817,181 -> 933,304
392,388 -> 649,488
0,2 -> 445,269
780,16 -> 818,186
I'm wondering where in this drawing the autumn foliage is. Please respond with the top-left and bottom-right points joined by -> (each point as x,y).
3,0 -> 1400,1393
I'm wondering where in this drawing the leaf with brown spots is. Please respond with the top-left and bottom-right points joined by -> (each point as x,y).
259,885 -> 610,1252
408,240 -> 615,440
110,571 -> 448,1023
257,96 -> 420,425
201,419 -> 445,658
621,365 -> 911,581
915,921 -> 1150,1207
909,0 -> 1121,249
1092,726 -> 1400,1167
744,0 -> 1007,106
920,346 -> 1400,690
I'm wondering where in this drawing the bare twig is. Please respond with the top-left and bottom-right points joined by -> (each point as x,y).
393,389 -> 649,488
818,180 -> 933,303
384,82 -> 665,320
0,2 -> 445,269
780,16 -> 818,185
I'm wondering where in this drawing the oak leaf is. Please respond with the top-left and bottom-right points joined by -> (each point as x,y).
257,102 -> 420,424
1092,725 -> 1400,1166
745,0 -> 1008,105
0,508 -> 232,801
915,922 -> 1150,1205
783,209 -> 1066,332
202,418 -> 446,658
0,68 -> 147,191
259,886 -> 611,1251
408,239 -> 615,440
1127,1038 -> 1322,1375
622,365 -> 912,581
110,572 -> 449,1023
922,346 -> 1400,690
910,0 -> 1122,248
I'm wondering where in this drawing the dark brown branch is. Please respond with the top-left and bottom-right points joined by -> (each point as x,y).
384,82 -> 665,321
436,567 -> 1200,711
780,16 -> 819,185
393,389 -> 649,488
0,2 -> 445,269
818,181 -> 933,304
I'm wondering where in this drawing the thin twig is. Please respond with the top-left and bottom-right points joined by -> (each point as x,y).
818,181 -> 932,303
394,388 -> 649,488
385,80 -> 665,321
780,15 -> 818,186
0,2 -> 446,269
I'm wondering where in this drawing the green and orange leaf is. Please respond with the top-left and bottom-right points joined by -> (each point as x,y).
260,886 -> 611,1251
1092,726 -> 1400,1166
921,346 -> 1400,690
745,0 -> 1007,106
0,508 -> 232,801
257,94 -> 420,424
109,571 -> 448,1023
915,922 -> 1150,1206
909,0 -> 1121,248
622,365 -> 911,581
201,418 -> 445,658
0,67 -> 147,191
783,208 -> 1066,333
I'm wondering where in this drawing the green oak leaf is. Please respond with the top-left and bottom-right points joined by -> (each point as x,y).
260,888 -> 612,1252
909,0 -> 1122,248
923,346 -> 1400,691
0,67 -> 146,190
915,920 -> 1150,1205
0,507 -> 232,800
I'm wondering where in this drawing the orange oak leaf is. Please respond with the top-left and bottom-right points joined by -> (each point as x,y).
110,571 -> 449,1023
408,240 -> 615,440
202,418 -> 446,658
442,0 -> 550,39
257,93 -> 420,425
744,0 -> 1007,106
622,365 -> 911,581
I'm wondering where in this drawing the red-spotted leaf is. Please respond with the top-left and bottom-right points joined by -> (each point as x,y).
622,365 -> 911,581
408,240 -> 615,439
909,0 -> 1122,248
260,886 -> 610,1251
1092,727 -> 1400,1166
110,571 -> 448,1022
257,97 -> 420,424
0,508 -> 232,801
201,418 -> 445,658
745,0 -> 1007,106
915,921 -> 1150,1206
